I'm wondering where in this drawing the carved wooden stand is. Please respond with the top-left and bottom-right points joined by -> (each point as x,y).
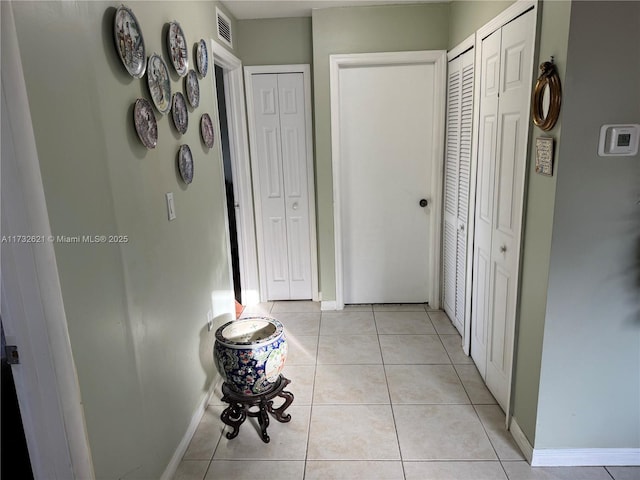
220,375 -> 294,443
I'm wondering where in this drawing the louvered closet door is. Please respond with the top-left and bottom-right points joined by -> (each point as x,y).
251,73 -> 313,300
443,49 -> 474,335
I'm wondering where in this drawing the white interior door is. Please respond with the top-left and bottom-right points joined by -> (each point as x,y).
443,48 -> 474,335
339,62 -> 436,304
471,11 -> 535,410
250,73 -> 313,300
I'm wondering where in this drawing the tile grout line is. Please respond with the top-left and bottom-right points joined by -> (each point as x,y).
374,308 -> 408,480
301,319 -> 321,480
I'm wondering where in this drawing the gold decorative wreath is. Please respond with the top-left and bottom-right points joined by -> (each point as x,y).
532,61 -> 562,131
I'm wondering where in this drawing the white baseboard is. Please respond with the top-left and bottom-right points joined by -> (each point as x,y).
160,379 -> 219,480
510,417 -> 534,463
532,448 -> 640,467
321,301 -> 338,311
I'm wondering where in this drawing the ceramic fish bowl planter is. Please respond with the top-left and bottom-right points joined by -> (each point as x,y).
214,316 -> 288,395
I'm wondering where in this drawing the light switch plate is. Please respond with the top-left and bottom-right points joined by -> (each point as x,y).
166,192 -> 176,220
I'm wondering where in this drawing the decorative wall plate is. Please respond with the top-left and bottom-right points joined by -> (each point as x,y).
167,21 -> 188,77
178,145 -> 194,184
171,92 -> 188,134
185,70 -> 200,108
200,113 -> 214,148
146,54 -> 172,114
196,39 -> 208,77
133,98 -> 157,149
114,5 -> 146,78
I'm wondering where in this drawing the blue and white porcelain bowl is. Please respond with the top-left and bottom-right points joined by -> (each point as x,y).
214,316 -> 288,395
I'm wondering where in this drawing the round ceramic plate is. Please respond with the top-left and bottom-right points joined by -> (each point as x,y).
114,5 -> 146,78
200,113 -> 214,148
185,70 -> 200,108
167,21 -> 188,77
172,92 -> 188,134
178,145 -> 194,184
196,39 -> 208,77
133,98 -> 157,149
146,54 -> 172,114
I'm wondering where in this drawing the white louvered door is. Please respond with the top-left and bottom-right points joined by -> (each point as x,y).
250,73 -> 313,300
443,49 -> 474,335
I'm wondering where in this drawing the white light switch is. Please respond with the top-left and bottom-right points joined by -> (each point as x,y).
166,192 -> 176,220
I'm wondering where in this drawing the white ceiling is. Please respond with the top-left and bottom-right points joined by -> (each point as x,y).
220,0 -> 445,20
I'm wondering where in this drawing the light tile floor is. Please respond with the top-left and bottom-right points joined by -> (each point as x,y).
174,302 -> 638,480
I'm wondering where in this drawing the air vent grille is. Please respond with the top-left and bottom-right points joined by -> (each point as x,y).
216,8 -> 232,47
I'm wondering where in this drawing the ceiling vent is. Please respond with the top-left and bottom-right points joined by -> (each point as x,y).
216,8 -> 233,48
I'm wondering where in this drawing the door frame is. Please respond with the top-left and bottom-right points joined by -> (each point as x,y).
467,0 -> 538,423
210,42 -> 261,306
244,64 -> 319,302
1,2 -> 94,477
330,51 -> 447,310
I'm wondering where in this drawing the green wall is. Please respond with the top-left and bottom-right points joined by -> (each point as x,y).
511,0 -> 571,447
237,17 -> 313,65
448,0 -> 513,49
312,3 -> 449,301
534,0 -> 640,449
10,1 -> 235,478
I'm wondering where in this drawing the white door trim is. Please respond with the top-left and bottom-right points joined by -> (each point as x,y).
1,2 -> 94,477
244,64 -> 319,302
330,51 -> 446,310
467,0 -> 538,424
210,42 -> 260,306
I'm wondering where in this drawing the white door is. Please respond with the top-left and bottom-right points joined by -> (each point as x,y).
250,73 -> 313,300
338,62 -> 436,304
471,11 -> 535,410
443,48 -> 474,335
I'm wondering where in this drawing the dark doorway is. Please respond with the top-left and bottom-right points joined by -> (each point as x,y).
1,321 -> 34,479
215,64 -> 242,304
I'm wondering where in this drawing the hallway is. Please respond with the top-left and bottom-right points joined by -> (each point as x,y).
173,302 -> 635,480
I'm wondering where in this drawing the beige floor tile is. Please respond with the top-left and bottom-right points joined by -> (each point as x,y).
474,405 -> 524,460
206,460 -> 304,480
307,405 -> 401,460
286,335 -> 318,366
274,312 -> 321,336
374,311 -> 436,335
606,467 -> 640,480
343,304 -> 374,311
313,364 -> 389,404
239,302 -> 273,316
379,335 -> 450,364
454,364 -> 497,404
373,303 -> 428,312
172,460 -> 209,480
305,461 -> 404,479
320,311 -> 376,335
213,406 -> 310,460
317,335 -> 382,364
404,461 -> 507,480
182,406 -> 225,460
385,364 -> 470,404
393,404 -> 497,460
282,365 -> 315,405
502,462 -> 613,480
272,301 -> 321,313
440,334 -> 474,364
428,311 -> 460,335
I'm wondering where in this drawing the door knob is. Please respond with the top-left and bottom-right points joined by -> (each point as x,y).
419,199 -> 429,208
292,202 -> 299,210
500,245 -> 507,253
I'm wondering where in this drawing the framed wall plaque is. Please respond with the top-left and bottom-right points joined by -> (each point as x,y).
535,137 -> 554,176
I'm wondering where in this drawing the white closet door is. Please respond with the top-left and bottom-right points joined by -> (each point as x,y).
471,29 -> 501,379
251,73 -> 312,300
443,49 -> 474,336
484,11 -> 535,410
471,10 -> 535,410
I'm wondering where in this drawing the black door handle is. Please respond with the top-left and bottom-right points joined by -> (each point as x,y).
419,199 -> 428,208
